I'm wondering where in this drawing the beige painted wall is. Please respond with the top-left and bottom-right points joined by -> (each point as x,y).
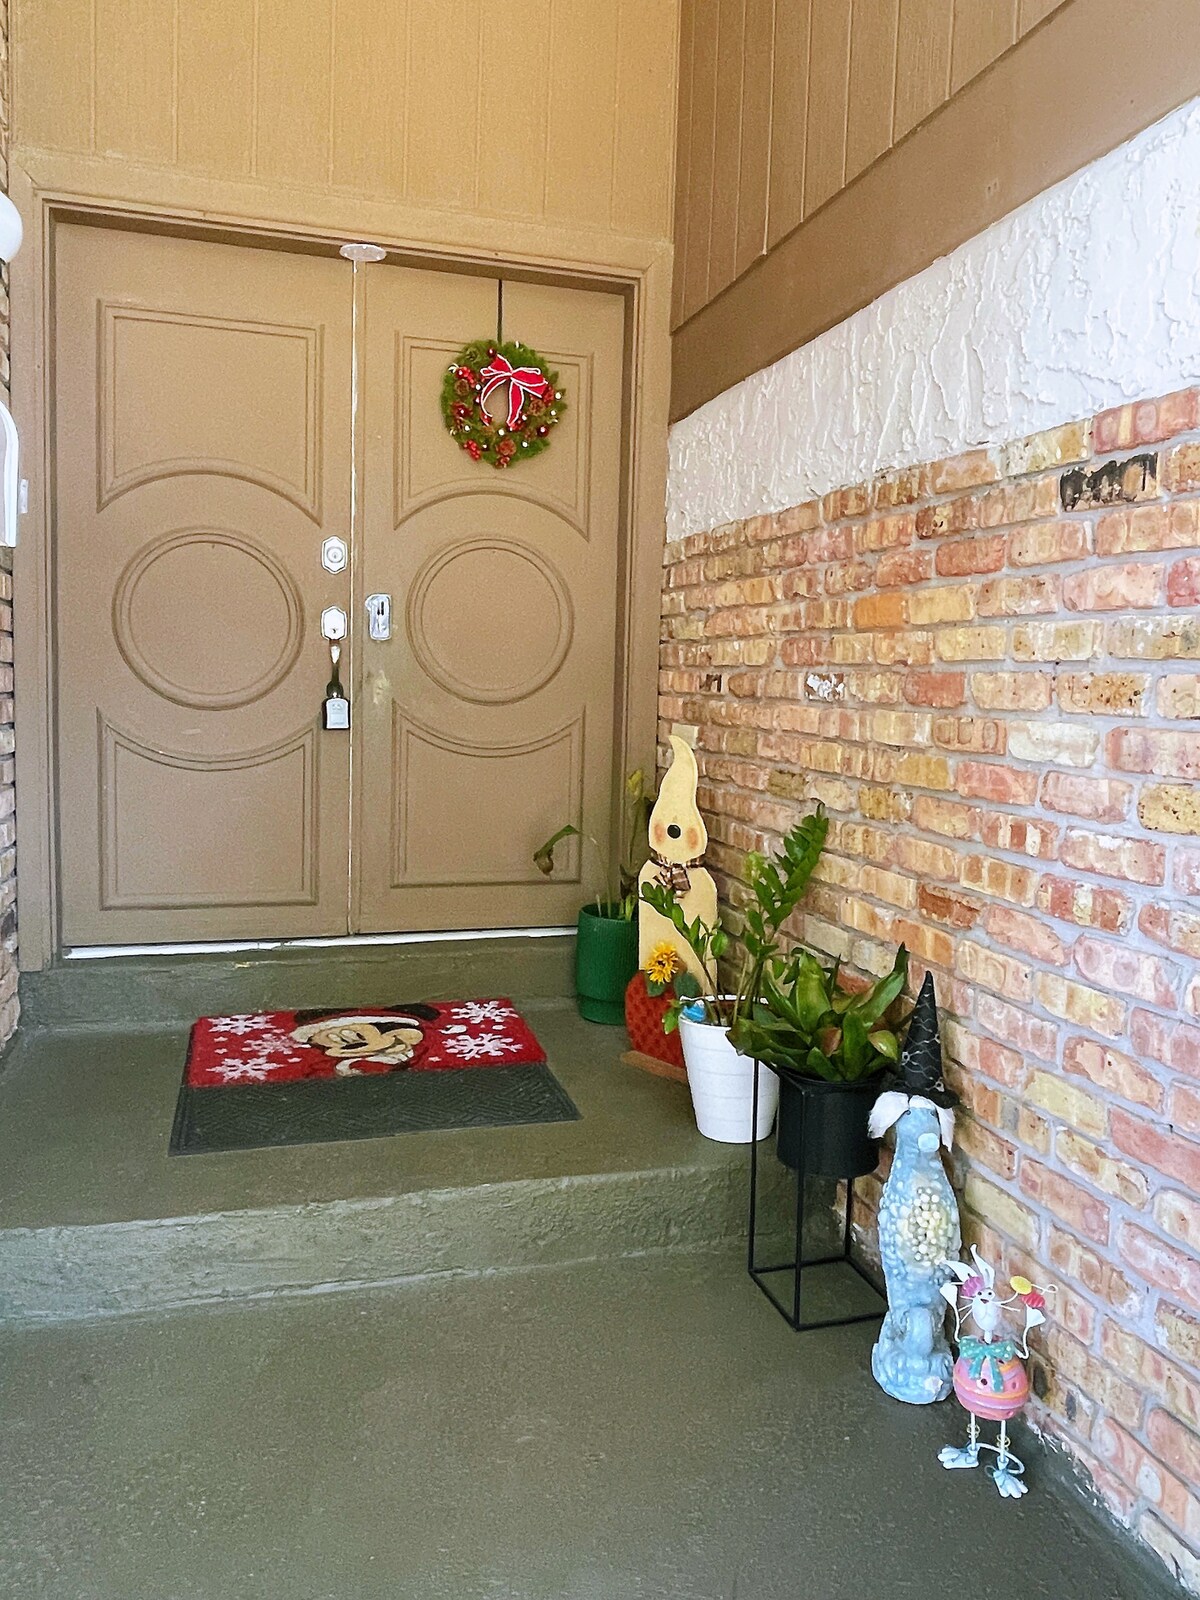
13,0 -> 678,247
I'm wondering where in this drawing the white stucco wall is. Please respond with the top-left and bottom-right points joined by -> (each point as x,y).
667,98 -> 1200,541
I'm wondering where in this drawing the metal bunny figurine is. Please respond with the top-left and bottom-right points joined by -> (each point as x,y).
937,1245 -> 1054,1499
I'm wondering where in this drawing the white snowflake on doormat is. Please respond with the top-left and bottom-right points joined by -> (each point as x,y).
208,1015 -> 273,1037
211,1058 -> 276,1083
441,1032 -> 523,1062
447,1000 -> 518,1027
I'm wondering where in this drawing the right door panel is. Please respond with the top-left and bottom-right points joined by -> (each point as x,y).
354,268 -> 626,930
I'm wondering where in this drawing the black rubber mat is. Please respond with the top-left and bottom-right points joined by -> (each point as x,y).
170,1062 -> 581,1156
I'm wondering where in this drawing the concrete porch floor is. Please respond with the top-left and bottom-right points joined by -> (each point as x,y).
0,1248 -> 1179,1600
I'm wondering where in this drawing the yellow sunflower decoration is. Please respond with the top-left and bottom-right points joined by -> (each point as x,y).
645,942 -> 683,987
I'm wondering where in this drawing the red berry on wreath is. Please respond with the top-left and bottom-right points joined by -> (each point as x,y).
465,440 -> 482,461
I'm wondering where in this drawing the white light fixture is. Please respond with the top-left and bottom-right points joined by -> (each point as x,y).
0,192 -> 22,264
339,241 -> 386,263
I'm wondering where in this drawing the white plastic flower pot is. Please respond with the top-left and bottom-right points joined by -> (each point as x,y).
678,1011 -> 778,1143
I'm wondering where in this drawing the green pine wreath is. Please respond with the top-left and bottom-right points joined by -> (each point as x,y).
441,338 -> 566,468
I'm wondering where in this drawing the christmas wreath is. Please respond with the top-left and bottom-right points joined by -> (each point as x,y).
441,338 -> 566,468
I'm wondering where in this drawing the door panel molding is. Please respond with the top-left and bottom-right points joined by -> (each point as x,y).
394,333 -> 593,536
389,706 -> 584,889
112,527 -> 305,710
98,715 -> 320,910
98,300 -> 324,520
405,536 -> 575,706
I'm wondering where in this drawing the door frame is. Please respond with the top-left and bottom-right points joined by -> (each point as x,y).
9,155 -> 673,970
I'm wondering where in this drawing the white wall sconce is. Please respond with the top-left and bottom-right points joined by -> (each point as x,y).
0,192 -> 22,265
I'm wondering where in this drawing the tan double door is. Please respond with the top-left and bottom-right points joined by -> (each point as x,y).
53,224 -> 624,946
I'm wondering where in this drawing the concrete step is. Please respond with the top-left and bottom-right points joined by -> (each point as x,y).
0,1000 -> 799,1323
18,933 -> 576,1029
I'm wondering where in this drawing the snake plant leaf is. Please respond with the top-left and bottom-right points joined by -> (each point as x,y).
533,823 -> 580,877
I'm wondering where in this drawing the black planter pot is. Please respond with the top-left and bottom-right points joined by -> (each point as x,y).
774,1070 -> 882,1179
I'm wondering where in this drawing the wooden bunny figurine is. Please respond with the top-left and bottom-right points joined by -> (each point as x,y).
637,735 -> 718,992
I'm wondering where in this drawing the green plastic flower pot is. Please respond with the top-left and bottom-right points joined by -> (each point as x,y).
574,904 -> 638,1024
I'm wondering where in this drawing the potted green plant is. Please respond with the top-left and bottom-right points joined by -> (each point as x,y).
728,945 -> 909,1178
640,808 -> 830,1141
533,771 -> 651,1024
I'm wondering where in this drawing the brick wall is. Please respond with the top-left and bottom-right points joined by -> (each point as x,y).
660,387 -> 1200,1591
0,0 -> 16,1048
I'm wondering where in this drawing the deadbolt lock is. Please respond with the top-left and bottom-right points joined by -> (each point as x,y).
321,536 -> 348,574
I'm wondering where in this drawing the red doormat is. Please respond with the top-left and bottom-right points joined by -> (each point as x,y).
170,999 -> 578,1156
186,998 -> 546,1087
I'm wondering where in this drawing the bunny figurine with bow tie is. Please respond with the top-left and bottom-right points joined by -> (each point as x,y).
937,1245 -> 1055,1499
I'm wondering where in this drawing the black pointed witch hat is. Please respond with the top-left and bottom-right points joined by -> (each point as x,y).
880,971 -> 958,1108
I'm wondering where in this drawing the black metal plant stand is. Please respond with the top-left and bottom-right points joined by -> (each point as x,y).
747,1060 -> 888,1332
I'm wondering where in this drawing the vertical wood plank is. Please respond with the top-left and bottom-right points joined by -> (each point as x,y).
706,0 -> 745,298
845,0 -> 898,183
893,0 -> 954,139
94,0 -> 175,161
735,0 -> 773,278
672,0 -> 697,326
255,0 -> 333,186
766,0 -> 811,247
803,0 -> 851,214
330,0 -> 407,197
950,0 -> 1017,92
611,0 -> 679,240
477,2 -> 549,218
176,0 -> 255,176
12,0 -> 95,152
404,1 -> 481,212
682,0 -> 719,315
544,2 -> 618,227
1018,0 -> 1061,32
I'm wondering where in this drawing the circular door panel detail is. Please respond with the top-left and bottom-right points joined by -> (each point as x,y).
113,529 -> 304,709
407,537 -> 574,705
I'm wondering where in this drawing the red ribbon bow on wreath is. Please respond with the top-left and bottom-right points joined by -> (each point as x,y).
479,353 -> 555,430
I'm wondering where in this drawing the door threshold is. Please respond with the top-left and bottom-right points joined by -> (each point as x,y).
63,927 -> 577,961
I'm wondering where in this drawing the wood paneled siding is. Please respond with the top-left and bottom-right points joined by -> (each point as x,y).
673,0 -> 1045,329
13,0 -> 679,245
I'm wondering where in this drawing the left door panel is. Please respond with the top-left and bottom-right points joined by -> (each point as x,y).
54,224 -> 353,944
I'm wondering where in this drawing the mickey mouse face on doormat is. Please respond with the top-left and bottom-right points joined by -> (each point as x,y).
184,999 -> 547,1088
290,1008 -> 437,1071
